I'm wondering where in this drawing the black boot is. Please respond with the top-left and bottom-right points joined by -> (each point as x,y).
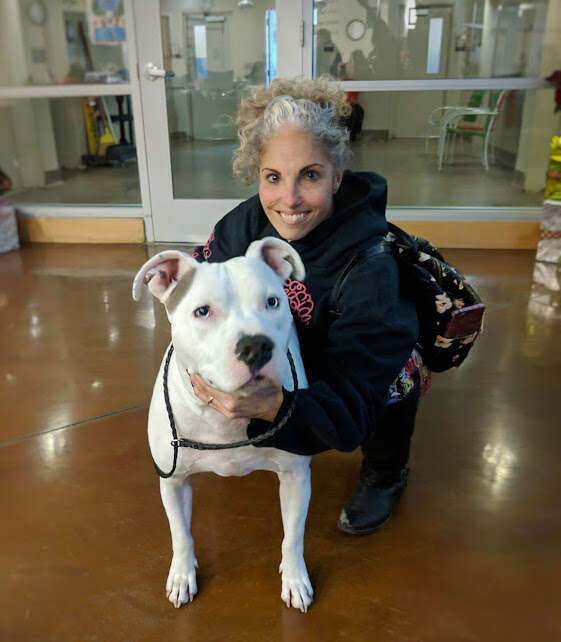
337,464 -> 409,535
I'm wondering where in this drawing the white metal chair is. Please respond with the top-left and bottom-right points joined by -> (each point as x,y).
427,90 -> 508,171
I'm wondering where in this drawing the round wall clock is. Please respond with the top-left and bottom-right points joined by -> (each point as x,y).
346,19 -> 366,42
27,0 -> 47,25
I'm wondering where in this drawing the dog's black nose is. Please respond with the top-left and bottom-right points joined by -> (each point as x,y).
235,334 -> 274,375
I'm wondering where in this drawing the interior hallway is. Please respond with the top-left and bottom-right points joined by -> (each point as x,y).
1,242 -> 559,641
8,137 -> 543,208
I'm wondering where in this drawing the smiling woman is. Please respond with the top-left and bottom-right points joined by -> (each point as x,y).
190,77 -> 427,537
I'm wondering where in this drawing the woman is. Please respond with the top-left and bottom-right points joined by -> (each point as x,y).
190,78 -> 426,535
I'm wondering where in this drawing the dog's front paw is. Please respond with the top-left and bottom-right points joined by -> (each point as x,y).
279,561 -> 314,613
166,556 -> 198,608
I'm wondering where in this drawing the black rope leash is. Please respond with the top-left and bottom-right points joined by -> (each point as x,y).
153,344 -> 299,478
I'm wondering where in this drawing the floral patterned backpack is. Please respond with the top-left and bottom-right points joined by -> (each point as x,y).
329,223 -> 485,373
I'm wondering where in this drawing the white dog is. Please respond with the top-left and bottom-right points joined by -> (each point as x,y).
132,237 -> 313,612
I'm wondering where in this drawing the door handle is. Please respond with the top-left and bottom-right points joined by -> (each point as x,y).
143,63 -> 175,81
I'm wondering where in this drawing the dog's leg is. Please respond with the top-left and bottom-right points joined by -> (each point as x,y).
277,467 -> 313,612
160,477 -> 198,608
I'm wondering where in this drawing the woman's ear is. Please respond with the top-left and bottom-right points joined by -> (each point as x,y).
333,167 -> 344,193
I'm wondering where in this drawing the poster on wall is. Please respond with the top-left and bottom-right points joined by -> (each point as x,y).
87,0 -> 126,45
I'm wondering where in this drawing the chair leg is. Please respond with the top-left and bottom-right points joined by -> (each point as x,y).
437,127 -> 447,171
489,134 -> 496,165
450,133 -> 456,165
483,134 -> 490,171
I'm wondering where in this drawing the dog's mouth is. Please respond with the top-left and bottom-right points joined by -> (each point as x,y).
239,372 -> 265,390
237,373 -> 265,393
194,372 -> 265,395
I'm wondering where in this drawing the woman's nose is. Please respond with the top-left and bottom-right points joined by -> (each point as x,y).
282,180 -> 302,209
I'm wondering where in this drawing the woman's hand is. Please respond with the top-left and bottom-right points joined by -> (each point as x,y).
190,374 -> 284,423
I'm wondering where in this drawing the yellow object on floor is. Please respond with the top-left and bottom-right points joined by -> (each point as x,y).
82,98 -> 98,155
82,97 -> 116,157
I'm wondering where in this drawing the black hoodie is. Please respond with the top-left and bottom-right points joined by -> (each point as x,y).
193,171 -> 418,455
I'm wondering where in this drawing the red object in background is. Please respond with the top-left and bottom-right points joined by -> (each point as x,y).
546,70 -> 561,112
339,76 -> 359,105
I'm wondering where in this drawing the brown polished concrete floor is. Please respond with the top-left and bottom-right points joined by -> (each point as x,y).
1,243 -> 560,642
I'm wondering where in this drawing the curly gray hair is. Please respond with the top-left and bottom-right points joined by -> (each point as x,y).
233,78 -> 352,184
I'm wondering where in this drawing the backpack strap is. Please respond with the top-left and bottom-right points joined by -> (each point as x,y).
328,238 -> 391,319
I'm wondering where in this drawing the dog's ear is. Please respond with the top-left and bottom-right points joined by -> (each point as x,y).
132,251 -> 197,304
245,237 -> 306,282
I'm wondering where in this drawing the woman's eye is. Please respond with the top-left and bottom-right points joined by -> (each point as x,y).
306,170 -> 318,180
266,173 -> 279,183
194,305 -> 210,318
266,296 -> 280,309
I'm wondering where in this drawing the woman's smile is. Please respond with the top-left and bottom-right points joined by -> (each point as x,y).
277,211 -> 310,225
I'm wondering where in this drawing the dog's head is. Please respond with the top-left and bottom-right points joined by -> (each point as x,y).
132,237 -> 305,392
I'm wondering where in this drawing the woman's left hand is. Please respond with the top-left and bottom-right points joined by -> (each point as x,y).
190,374 -> 284,422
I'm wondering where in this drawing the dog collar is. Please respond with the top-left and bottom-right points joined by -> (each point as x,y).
153,344 -> 299,478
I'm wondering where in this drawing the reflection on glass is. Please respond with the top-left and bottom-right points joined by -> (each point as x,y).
0,0 -> 130,86
312,0 -> 549,81
160,85 -> 553,206
162,1 -> 275,200
1,96 -> 140,205
346,89 -> 554,207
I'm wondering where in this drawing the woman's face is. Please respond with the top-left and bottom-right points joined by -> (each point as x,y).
258,126 -> 343,242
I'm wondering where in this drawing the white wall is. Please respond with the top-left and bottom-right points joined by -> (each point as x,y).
0,2 -> 58,188
0,1 -> 26,187
0,0 -> 28,85
516,0 -> 561,191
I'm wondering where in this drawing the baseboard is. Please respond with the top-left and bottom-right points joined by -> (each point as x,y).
360,129 -> 390,141
44,168 -> 64,185
493,147 -> 517,170
17,215 -> 145,243
170,131 -> 189,143
14,216 -> 538,249
395,220 -> 540,249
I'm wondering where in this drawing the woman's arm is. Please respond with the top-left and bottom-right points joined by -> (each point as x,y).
247,255 -> 418,455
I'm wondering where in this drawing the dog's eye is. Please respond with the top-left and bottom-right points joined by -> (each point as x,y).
266,296 -> 280,309
194,305 -> 210,318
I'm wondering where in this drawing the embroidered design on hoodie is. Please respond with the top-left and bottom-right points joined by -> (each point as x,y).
192,230 -> 215,260
387,349 -> 431,404
284,278 -> 314,326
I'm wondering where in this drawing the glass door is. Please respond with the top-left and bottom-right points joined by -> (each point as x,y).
135,0 -> 301,243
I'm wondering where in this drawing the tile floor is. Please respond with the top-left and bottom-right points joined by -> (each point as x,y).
1,243 -> 559,641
